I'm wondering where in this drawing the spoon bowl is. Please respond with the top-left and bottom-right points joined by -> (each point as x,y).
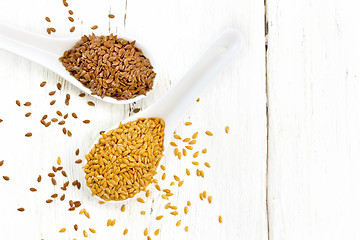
0,23 -> 157,104
84,28 -> 245,203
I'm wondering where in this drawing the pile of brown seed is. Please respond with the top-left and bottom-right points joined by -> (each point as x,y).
59,34 -> 156,100
83,118 -> 165,201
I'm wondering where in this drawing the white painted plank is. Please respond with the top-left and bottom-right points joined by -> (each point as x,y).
0,0 -> 267,239
267,0 -> 360,239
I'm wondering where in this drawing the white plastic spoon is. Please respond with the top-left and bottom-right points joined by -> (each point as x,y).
0,23 -> 157,104
86,28 -> 244,202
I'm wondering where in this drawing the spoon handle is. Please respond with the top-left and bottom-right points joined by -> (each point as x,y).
146,28 -> 244,133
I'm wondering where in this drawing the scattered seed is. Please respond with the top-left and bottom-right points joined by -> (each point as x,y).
162,173 -> 166,180
67,130 -> 72,137
185,122 -> 192,126
75,159 -> 82,164
146,190 -> 150,197
192,161 -> 199,166
170,205 -> 177,210
58,120 -> 65,125
156,215 -> 163,220
182,148 -> 187,156
203,191 -> 207,198
205,162 -> 211,168
3,176 -> 9,181
40,81 -> 47,87
199,170 -> 204,178
48,173 -> 55,177
91,25 -> 98,30
45,122 -> 51,127
186,169 -> 190,176
46,199 -> 53,203
37,175 -> 41,182
51,178 -> 57,185
75,149 -> 79,156
141,211 -> 146,215
99,201 -> 105,204
160,165 -> 165,171
83,120 -> 90,124
174,148 -> 179,156
200,193 -> 203,200
63,1 -> 68,7
68,17 -> 74,22
174,175 -> 180,181
137,198 -> 145,203
178,180 -> 184,187
50,28 -> 56,33
225,126 -> 230,133
68,10 -> 73,15
183,138 -> 190,142
46,28 -> 51,34
219,215 -> 223,223
79,92 -> 85,97
59,228 -> 66,233
176,220 -> 181,227
87,101 -> 95,106
0,160 -> 3,167
89,228 -> 96,233
187,201 -> 191,206
25,112 -> 31,117
202,149 -> 207,154
154,229 -> 160,236
192,132 -> 198,139
72,113 -> 78,118
185,226 -> 189,232
185,146 -> 193,150
189,140 -> 196,145
45,17 -> 51,22
16,100 -> 21,106
25,132 -> 32,137
61,171 -> 67,177
193,151 -> 199,158
51,193 -> 58,198
174,134 -> 181,140
70,26 -> 75,32
123,229 -> 128,235
144,228 -> 149,236
170,182 -> 175,186
69,207 -> 75,211
30,188 -> 37,192
184,206 -> 189,214
205,131 -> 213,136
165,203 -> 171,209
60,194 -> 65,201
24,102 -> 31,106
108,14 -> 115,18
50,100 -> 56,105
49,91 -> 56,96
74,224 -> 78,231
170,211 -> 178,215
83,230 -> 88,237
62,128 -> 67,134
57,157 -> 61,165
17,208 -> 25,212
121,205 -> 126,212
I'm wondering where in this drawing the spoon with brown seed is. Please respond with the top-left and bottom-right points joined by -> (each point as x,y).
83,28 -> 244,202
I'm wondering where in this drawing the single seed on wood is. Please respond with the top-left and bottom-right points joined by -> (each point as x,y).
67,130 -> 72,137
68,10 -> 73,15
75,149 -> 79,155
185,146 -> 193,150
192,132 -> 198,139
52,166 -> 57,172
87,101 -> 95,106
25,132 -> 32,137
61,171 -> 67,177
75,159 -> 82,164
89,228 -> 96,233
40,81 -> 47,87
57,157 -> 61,165
160,165 -> 165,171
74,224 -> 78,231
170,205 -> 177,210
83,230 -> 88,237
121,205 -> 125,212
24,102 -> 31,106
108,14 -> 115,18
48,173 -> 55,177
154,229 -> 160,236
176,220 -> 181,227
187,201 -> 191,206
185,226 -> 189,232
184,206 -> 189,214
79,92 -> 85,97
205,131 -> 213,136
170,211 -> 178,215
72,113 -> 78,118
60,194 -> 65,201
46,199 -> 53,203
144,228 -> 149,236
63,1 -> 68,7
183,148 -> 187,156
219,215 -> 223,223
123,229 -> 128,235
193,151 -> 199,158
25,112 -> 31,117
69,207 -> 75,211
3,176 -> 9,181
196,98 -> 200,102
68,17 -> 74,22
183,138 -> 190,142
58,120 -> 65,125
178,180 -> 184,187
200,193 -> 203,200
37,175 -> 41,182
208,196 -> 213,204
177,152 -> 182,160
156,215 -> 163,220
51,178 -> 57,185
91,25 -> 98,30
205,162 -> 210,168
59,228 -> 66,233
186,169 -> 190,176
45,17 -> 51,22
200,170 -> 204,178
62,127 -> 67,134
50,100 -> 56,105
16,100 -> 21,106
146,190 -> 150,197
203,191 -> 207,198
141,211 -> 146,215
165,203 -> 171,209
137,198 -> 145,203
189,140 -> 196,145
51,118 -> 58,122
50,28 -> 56,32
70,27 -> 75,32
185,122 -> 192,126
162,173 -> 166,180
225,126 -> 230,133
83,120 -> 90,124
30,188 -> 37,192
46,28 -> 51,34
99,201 -> 105,204
17,208 -> 25,212
174,175 -> 180,181
0,160 -> 3,167
51,194 -> 58,198
174,148 -> 179,155
174,134 -> 181,140
45,122 -> 51,127
49,91 -> 56,96
192,161 -> 199,166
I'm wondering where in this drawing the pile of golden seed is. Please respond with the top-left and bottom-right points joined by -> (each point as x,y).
84,118 -> 165,201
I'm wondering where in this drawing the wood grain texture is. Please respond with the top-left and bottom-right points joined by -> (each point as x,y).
0,0 -> 267,239
267,0 -> 360,239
